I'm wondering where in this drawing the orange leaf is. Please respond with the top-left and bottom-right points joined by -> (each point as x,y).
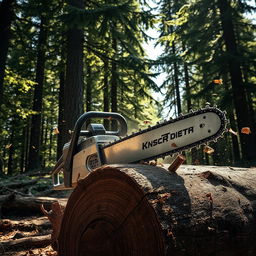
241,127 -> 251,134
203,146 -> 214,154
5,144 -> 12,149
228,128 -> 238,136
53,127 -> 59,135
213,79 -> 223,84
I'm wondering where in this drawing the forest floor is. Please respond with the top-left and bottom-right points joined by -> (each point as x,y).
0,170 -> 71,256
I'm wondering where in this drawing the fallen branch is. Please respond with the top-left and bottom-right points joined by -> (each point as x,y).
0,234 -> 51,252
0,217 -> 51,232
1,186 -> 31,197
0,179 -> 38,190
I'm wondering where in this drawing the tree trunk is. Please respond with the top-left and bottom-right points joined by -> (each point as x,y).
217,0 -> 256,163
28,15 -> 48,171
24,119 -> 30,171
20,127 -> 26,172
63,0 -> 84,144
172,42 -> 181,115
183,61 -> 191,113
0,0 -> 15,102
111,37 -> 118,130
103,59 -> 110,130
7,125 -> 14,175
86,63 -> 92,112
229,110 -> 241,163
58,164 -> 256,255
57,63 -> 65,160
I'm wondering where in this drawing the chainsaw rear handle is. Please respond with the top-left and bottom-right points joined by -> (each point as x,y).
63,111 -> 128,187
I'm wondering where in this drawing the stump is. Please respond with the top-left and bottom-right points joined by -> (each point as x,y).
57,164 -> 256,256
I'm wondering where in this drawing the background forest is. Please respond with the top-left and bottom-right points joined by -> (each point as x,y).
0,0 -> 255,175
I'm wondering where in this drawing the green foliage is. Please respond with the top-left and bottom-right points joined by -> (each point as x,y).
157,0 -> 256,165
3,69 -> 35,119
0,0 -> 162,174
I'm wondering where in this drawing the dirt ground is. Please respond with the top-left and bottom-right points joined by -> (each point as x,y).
0,172 -> 70,256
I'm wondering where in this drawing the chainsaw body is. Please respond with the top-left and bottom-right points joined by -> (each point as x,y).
52,112 -> 128,189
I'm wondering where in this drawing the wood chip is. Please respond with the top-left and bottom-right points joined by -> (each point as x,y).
203,146 -> 214,154
168,155 -> 185,172
241,127 -> 251,134
228,128 -> 238,136
53,127 -> 59,135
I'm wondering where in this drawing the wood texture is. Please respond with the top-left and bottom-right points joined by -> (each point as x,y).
57,164 -> 256,255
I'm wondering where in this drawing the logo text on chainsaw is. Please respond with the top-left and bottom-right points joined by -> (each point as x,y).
142,126 -> 194,150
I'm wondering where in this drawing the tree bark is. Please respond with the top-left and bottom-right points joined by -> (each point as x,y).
0,0 -> 15,103
28,14 -> 48,171
63,0 -> 84,144
57,164 -> 256,255
217,0 -> 256,163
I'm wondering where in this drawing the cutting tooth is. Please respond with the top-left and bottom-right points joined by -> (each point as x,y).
196,145 -> 201,149
189,109 -> 194,113
205,102 -> 211,108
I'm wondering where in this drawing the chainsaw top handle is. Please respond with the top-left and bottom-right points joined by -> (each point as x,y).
79,111 -> 128,137
63,111 -> 127,187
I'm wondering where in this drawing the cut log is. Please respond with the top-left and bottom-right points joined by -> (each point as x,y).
0,194 -> 67,217
57,164 -> 256,256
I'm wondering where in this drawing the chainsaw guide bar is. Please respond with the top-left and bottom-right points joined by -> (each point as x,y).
103,107 -> 227,163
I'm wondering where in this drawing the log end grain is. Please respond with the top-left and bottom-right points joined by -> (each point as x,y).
58,166 -> 165,256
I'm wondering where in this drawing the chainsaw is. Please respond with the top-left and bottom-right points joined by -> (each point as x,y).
52,105 -> 227,189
